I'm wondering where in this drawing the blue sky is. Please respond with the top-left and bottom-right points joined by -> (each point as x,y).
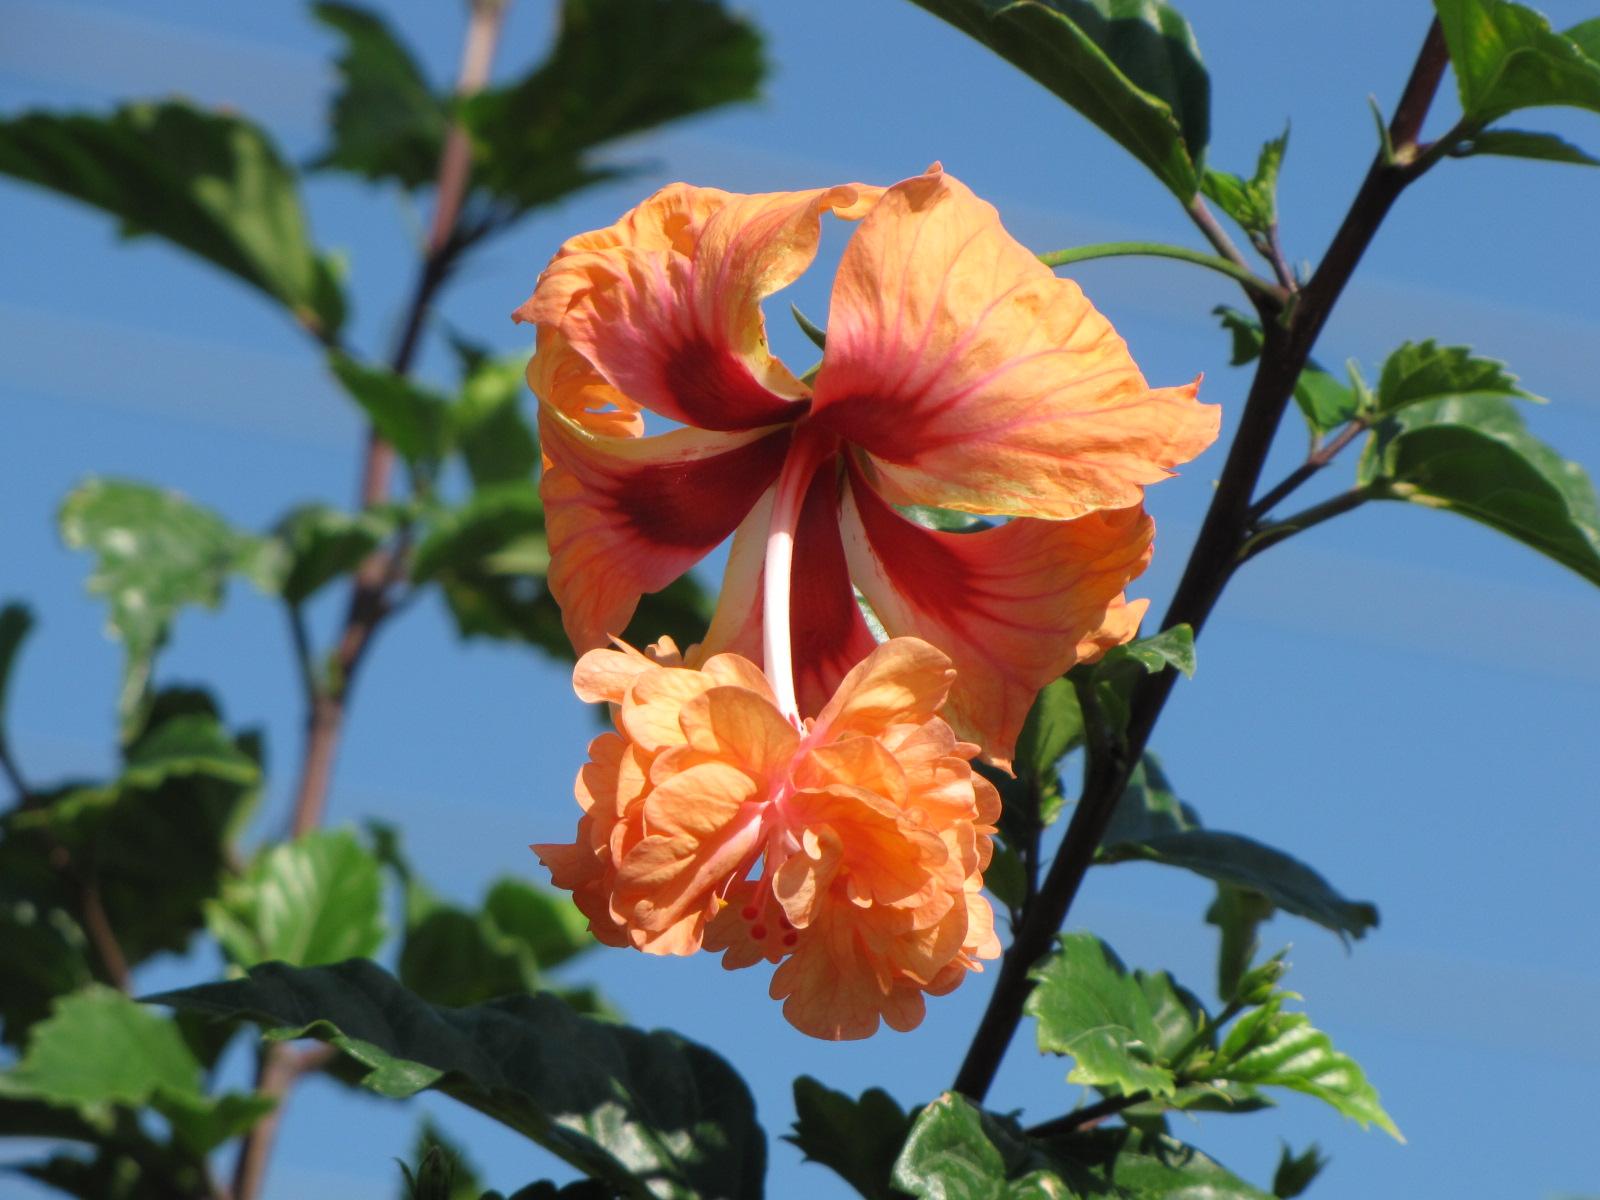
3,1 -> 1599,1197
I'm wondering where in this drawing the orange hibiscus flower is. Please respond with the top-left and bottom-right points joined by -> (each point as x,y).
515,165 -> 1217,767
534,635 -> 1001,1039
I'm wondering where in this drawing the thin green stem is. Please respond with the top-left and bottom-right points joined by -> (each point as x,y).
1039,242 -> 1285,302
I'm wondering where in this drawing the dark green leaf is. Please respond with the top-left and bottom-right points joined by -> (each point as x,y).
60,479 -> 262,727
1215,305 -> 1265,366
1205,885 -> 1277,1003
1458,127 -> 1600,164
906,0 -> 1209,199
152,960 -> 765,1200
1358,394 -> 1600,585
990,676 -> 1081,855
121,712 -> 261,790
891,1093 -> 1063,1200
1434,0 -> 1600,125
791,304 -> 829,352
1099,755 -> 1379,946
414,483 -> 546,584
400,1117 -> 486,1200
1271,1142 -> 1327,1198
207,829 -> 386,968
14,1146 -> 214,1200
330,355 -> 454,472
0,603 -> 33,761
789,1077 -> 912,1200
451,351 -> 540,487
1372,339 -> 1539,417
461,0 -> 765,216
266,503 -> 397,605
399,878 -> 593,1009
1025,932 -> 1183,1097
1094,624 -> 1194,678
0,101 -> 344,336
0,897 -> 92,1045
1210,996 -> 1400,1139
312,1 -> 448,188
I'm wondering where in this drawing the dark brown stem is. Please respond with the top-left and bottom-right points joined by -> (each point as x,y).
1247,417 -> 1368,522
952,16 -> 1449,1104
1238,486 -> 1376,566
235,6 -> 510,1199
1026,1090 -> 1151,1139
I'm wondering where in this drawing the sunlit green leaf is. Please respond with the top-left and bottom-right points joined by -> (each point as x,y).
1371,339 -> 1539,418
0,101 -> 345,336
892,1093 -> 1065,1200
788,1078 -> 912,1200
413,483 -> 546,584
907,0 -> 1209,199
311,1 -> 448,188
1212,307 -> 1357,433
152,959 -> 766,1200
207,829 -> 386,968
1202,128 -> 1287,235
1026,932 -> 1188,1097
1358,394 -> 1600,585
120,712 -> 261,790
59,479 -> 262,728
460,0 -> 765,216
450,347 -> 539,487
1209,996 -> 1400,1139
1434,0 -> 1600,125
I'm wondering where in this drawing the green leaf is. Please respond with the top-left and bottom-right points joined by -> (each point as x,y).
892,1093 -> 1065,1200
791,304 -> 829,352
7,694 -> 260,967
897,505 -> 995,533
0,101 -> 344,336
0,897 -> 92,1045
0,602 -> 33,762
311,1 -> 448,188
1202,128 -> 1287,235
1098,757 -> 1380,945
1210,996 -> 1400,1139
59,479 -> 262,728
266,503 -> 397,605
460,0 -> 765,216
1094,624 -> 1195,679
991,677 -> 1082,852
330,354 -> 454,472
207,829 -> 386,968
1458,127 -> 1600,164
400,878 -> 594,1009
413,483 -> 546,584
153,960 -> 765,1200
1271,1142 -> 1327,1198
1025,932 -> 1186,1098
1358,394 -> 1600,585
1205,884 -> 1277,1003
1036,1125 -> 1275,1198
789,1078 -> 912,1200
1434,0 -> 1600,126
1211,307 -> 1359,434
451,349 -> 540,487
906,0 -> 1210,199
121,712 -> 261,790
1371,339 -> 1539,418
400,1117 -> 487,1200
0,985 -> 272,1154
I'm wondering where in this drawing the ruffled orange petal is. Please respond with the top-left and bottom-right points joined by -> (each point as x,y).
811,166 -> 1219,520
841,462 -> 1154,768
811,637 -> 956,743
539,405 -> 790,651
517,182 -> 880,432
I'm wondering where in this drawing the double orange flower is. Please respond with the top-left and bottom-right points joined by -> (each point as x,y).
518,165 -> 1216,1038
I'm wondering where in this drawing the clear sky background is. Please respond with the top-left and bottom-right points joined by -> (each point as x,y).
3,1 -> 1599,1197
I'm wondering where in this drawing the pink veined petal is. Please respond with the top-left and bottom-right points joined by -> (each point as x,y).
840,458 -> 1155,768
539,404 -> 791,651
810,166 -> 1219,519
517,183 -> 881,432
